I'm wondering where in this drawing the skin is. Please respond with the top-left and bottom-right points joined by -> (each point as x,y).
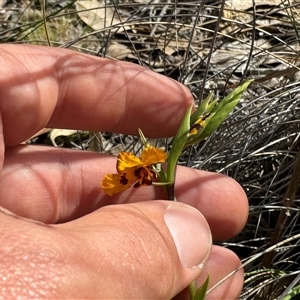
0,44 -> 248,299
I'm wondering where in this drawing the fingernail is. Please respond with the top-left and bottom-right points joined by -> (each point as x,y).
164,204 -> 212,269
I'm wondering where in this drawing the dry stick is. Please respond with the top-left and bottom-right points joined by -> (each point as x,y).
197,0 -> 226,102
107,0 -> 143,65
149,0 -> 171,37
179,2 -> 202,84
262,146 -> 300,267
41,0 -> 51,46
276,271 -> 300,300
237,0 -> 256,86
207,232 -> 300,296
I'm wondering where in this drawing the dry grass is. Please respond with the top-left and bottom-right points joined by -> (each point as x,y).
1,0 -> 300,299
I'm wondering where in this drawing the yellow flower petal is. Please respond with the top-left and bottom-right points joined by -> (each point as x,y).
117,152 -> 141,173
140,146 -> 167,165
123,168 -> 139,184
101,174 -> 131,196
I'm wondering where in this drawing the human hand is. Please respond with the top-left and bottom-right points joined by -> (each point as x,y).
0,44 -> 248,299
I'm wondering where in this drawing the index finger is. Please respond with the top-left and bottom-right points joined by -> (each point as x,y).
0,44 -> 193,146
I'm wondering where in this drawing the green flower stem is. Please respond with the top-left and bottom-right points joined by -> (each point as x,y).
161,81 -> 252,298
186,80 -> 253,147
162,80 -> 253,201
165,106 -> 193,199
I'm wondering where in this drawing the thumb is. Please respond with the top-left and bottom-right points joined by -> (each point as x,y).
1,200 -> 212,299
61,200 -> 212,299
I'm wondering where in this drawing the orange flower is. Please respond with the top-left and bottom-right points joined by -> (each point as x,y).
101,146 -> 167,196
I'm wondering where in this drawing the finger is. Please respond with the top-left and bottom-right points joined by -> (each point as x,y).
204,246 -> 244,300
0,44 -> 193,146
173,246 -> 244,300
174,168 -> 249,241
0,145 -> 248,241
1,200 -> 212,299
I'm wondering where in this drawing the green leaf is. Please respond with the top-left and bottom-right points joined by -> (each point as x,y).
194,276 -> 209,300
186,80 -> 253,147
166,105 -> 192,184
194,99 -> 238,141
190,93 -> 215,125
188,281 -> 198,299
210,80 -> 253,115
189,277 -> 209,300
